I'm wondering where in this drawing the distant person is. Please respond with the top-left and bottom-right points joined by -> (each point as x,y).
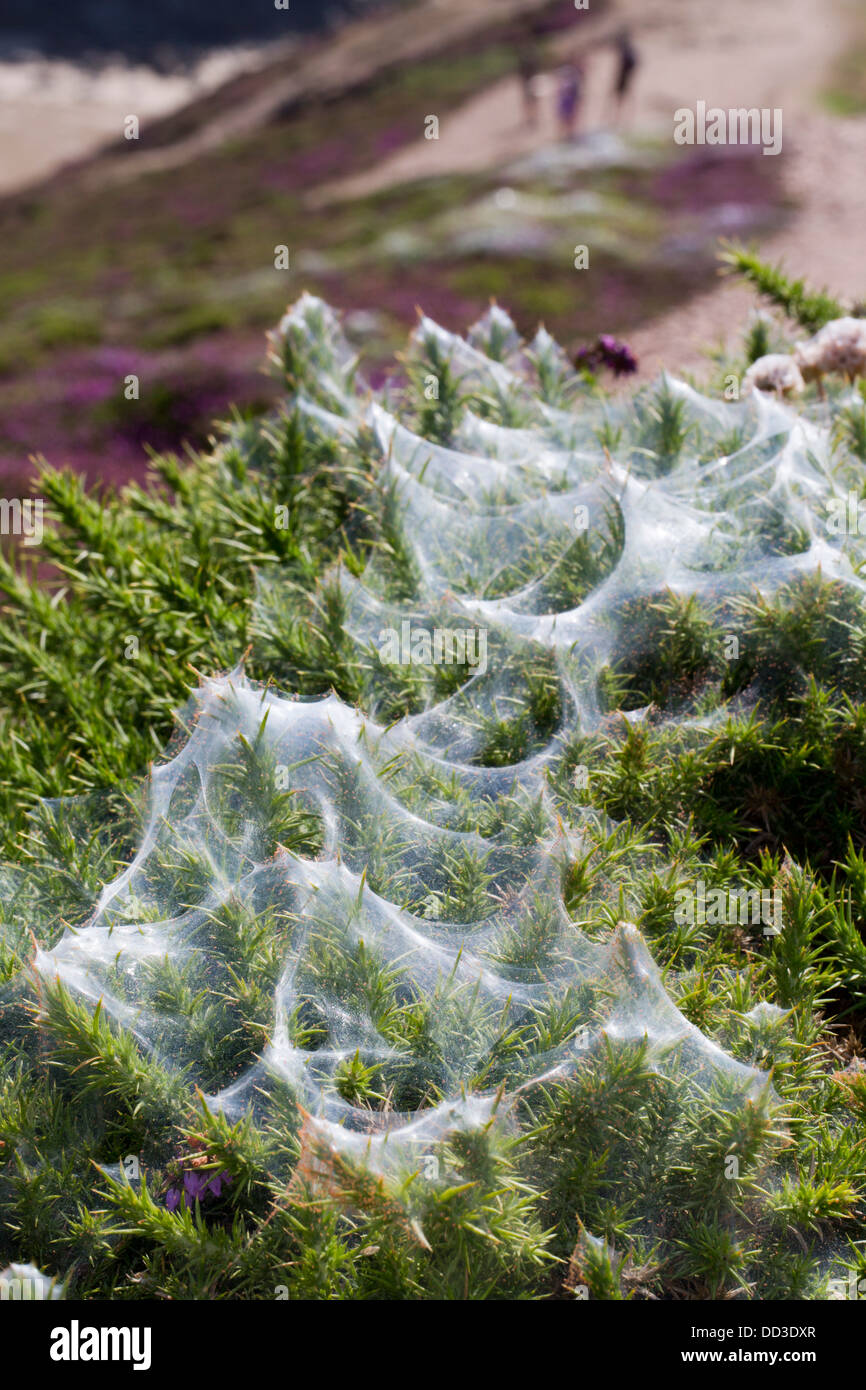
611,28 -> 638,122
514,19 -> 545,129
557,59 -> 585,141
517,49 -> 540,128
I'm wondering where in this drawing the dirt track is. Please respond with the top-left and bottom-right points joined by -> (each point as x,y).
317,0 -> 865,379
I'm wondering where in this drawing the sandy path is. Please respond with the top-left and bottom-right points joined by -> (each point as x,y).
318,0 -> 845,198
315,0 -> 863,379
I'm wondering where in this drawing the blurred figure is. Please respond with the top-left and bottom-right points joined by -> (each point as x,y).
517,49 -> 540,128
556,59 -> 585,141
610,27 -> 638,123
514,18 -> 545,128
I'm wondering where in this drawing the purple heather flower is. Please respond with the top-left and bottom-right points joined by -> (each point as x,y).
183,1170 -> 210,1203
207,1172 -> 229,1198
574,335 -> 639,377
164,1166 -> 231,1211
597,335 -> 639,375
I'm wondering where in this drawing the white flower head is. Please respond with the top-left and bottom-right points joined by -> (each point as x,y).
742,353 -> 804,397
795,316 -> 866,382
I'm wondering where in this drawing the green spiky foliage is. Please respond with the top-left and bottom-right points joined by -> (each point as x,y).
2,288 -> 866,1304
720,243 -> 846,333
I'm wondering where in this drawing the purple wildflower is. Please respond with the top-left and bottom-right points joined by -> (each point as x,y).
163,1165 -> 232,1212
574,335 -> 639,377
183,1170 -> 210,1203
207,1172 -> 229,1199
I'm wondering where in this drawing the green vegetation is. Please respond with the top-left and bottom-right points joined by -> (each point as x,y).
721,243 -> 845,333
2,279 -> 866,1302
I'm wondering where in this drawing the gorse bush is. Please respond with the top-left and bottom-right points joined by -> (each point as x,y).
2,288 -> 866,1301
